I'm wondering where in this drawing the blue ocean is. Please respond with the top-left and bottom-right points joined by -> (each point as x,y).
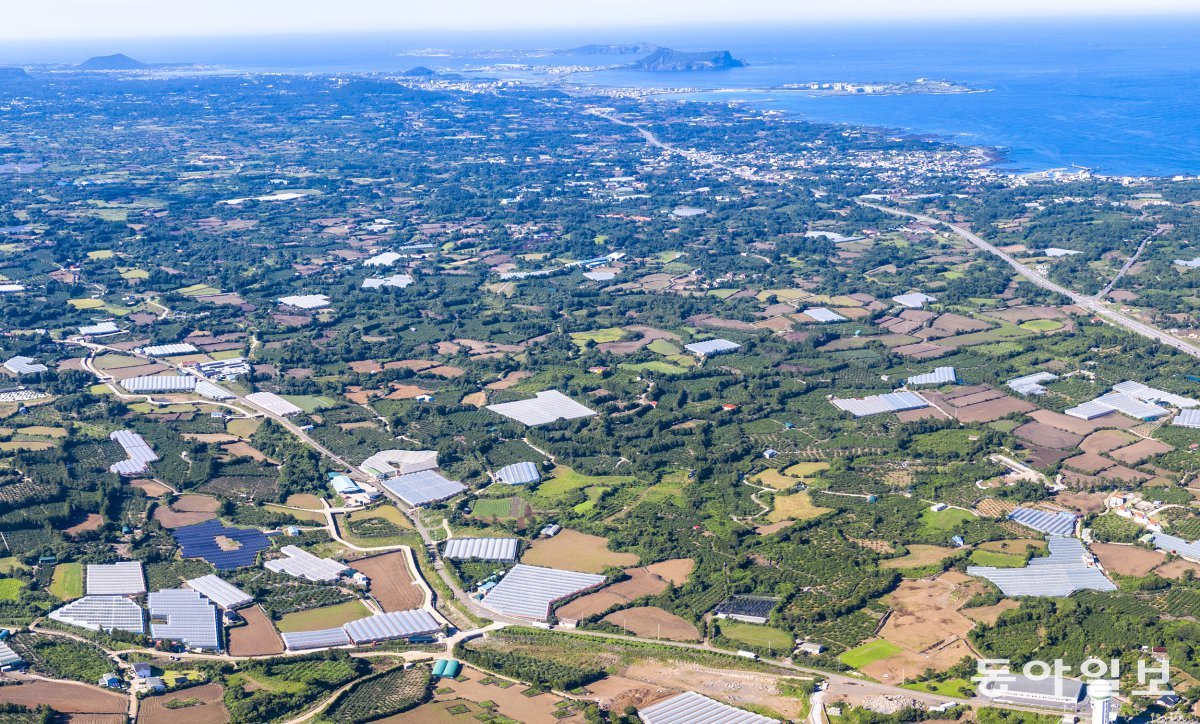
6,18 -> 1199,176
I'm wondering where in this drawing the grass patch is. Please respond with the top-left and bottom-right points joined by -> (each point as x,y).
903,677 -> 975,698
275,600 -> 370,632
0,557 -> 26,574
119,268 -> 150,280
537,466 -> 634,498
280,394 -> 340,413
839,639 -> 903,669
782,462 -> 829,479
619,361 -> 689,375
647,339 -> 681,355
1020,319 -> 1064,332
471,497 -> 520,518
918,508 -> 975,535
754,469 -> 800,491
767,491 -> 831,523
227,418 -> 262,438
87,249 -> 115,260
48,562 -> 83,600
0,578 -> 24,601
569,328 -> 626,346
346,505 -> 413,529
719,621 -> 793,651
177,283 -> 221,297
67,298 -> 105,309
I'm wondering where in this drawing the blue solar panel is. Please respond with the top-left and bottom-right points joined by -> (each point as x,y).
172,519 -> 271,570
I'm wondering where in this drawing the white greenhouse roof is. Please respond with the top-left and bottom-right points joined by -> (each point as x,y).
245,392 -> 304,417
443,537 -> 519,562
121,375 -> 196,393
265,545 -> 349,582
360,449 -> 438,478
639,691 -> 778,724
967,537 -> 1115,597
281,627 -> 352,651
109,429 -> 159,476
195,380 -> 235,400
49,596 -> 146,634
185,575 -> 253,610
486,390 -> 597,427
683,339 -> 742,357
278,294 -> 331,309
1008,372 -> 1058,396
148,589 -> 222,651
831,391 -> 927,418
1112,380 -> 1199,409
906,367 -> 956,386
893,292 -> 937,308
344,609 -> 440,644
86,561 -> 146,596
481,564 -> 605,621
0,642 -> 20,667
1152,533 -> 1200,562
3,356 -> 48,375
79,322 -> 120,335
1066,392 -> 1167,421
1008,507 -> 1077,537
137,343 -> 199,357
362,274 -> 414,289
382,470 -> 466,507
363,252 -> 402,267
495,461 -> 540,485
802,307 -> 847,323
1174,409 -> 1200,429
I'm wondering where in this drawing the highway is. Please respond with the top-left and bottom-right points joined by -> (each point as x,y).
861,202 -> 1200,360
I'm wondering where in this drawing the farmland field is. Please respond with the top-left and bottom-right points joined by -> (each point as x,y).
324,664 -> 431,722
880,545 -> 958,569
137,683 -> 229,724
521,529 -> 638,573
349,551 -> 424,611
918,508 -> 975,534
536,466 -> 634,498
48,562 -> 83,600
767,491 -> 831,523
719,621 -> 794,651
602,606 -> 700,642
275,600 -> 370,632
839,639 -> 904,669
228,605 -> 284,656
0,677 -> 127,715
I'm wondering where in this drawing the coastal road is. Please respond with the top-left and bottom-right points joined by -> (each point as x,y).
861,202 -> 1200,360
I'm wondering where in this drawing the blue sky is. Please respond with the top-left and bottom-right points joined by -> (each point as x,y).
8,0 -> 1200,41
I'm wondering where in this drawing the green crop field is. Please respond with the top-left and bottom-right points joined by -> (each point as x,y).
919,508 -> 975,534
281,395 -> 340,413
569,327 -> 625,346
0,578 -> 25,601
839,639 -> 903,669
48,562 -> 83,600
1020,319 -> 1064,332
719,622 -> 793,651
276,600 -> 370,632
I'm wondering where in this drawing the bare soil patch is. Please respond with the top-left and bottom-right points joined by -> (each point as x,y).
1109,439 -> 1172,465
154,506 -> 216,529
603,606 -> 700,641
173,495 -> 220,512
0,677 -> 126,714
521,529 -> 638,573
64,513 -> 104,536
1052,491 -> 1108,514
620,661 -> 809,722
384,383 -> 433,400
137,683 -> 229,724
952,397 -> 1036,423
880,545 -> 958,569
754,520 -> 794,535
222,441 -> 271,462
227,605 -> 283,656
1154,558 -> 1200,579
1091,542 -> 1164,577
962,599 -> 1019,625
349,551 -> 424,611
130,478 -> 171,497
348,360 -> 383,373
1014,421 -> 1084,450
1063,453 -> 1116,474
486,371 -> 531,390
1028,409 -> 1134,435
1080,429 -> 1138,453
643,558 -> 694,585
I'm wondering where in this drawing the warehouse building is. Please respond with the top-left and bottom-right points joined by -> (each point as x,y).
486,390 -> 597,427
49,596 -> 146,634
121,375 -> 196,394
979,675 -> 1085,709
3,356 -> 47,375
906,366 -> 956,386
639,691 -> 777,724
194,358 -> 251,379
442,537 -> 519,562
185,575 -> 253,611
148,589 -> 222,651
967,537 -> 1115,597
108,430 -> 159,476
360,449 -> 439,479
86,561 -> 146,596
245,392 -> 304,417
683,338 -> 742,357
494,461 -> 540,485
830,391 -> 928,417
265,545 -> 349,582
382,469 -> 466,507
480,564 -> 605,621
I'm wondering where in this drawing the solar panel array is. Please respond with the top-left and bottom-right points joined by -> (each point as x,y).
1175,409 -> 1200,429
109,430 -> 159,476
173,519 -> 271,570
481,564 -> 605,620
149,589 -> 222,650
49,596 -> 146,634
0,641 -> 20,667
1151,533 -> 1200,561
683,338 -> 742,357
137,343 -> 199,357
495,461 -> 540,485
1008,372 -> 1058,396
86,561 -> 146,595
906,367 -> 956,386
121,375 -> 196,393
244,392 -> 304,417
802,307 -> 848,323
967,537 -> 1116,597
265,545 -> 348,582
281,627 -> 352,651
344,610 -> 440,644
185,574 -> 253,610
382,469 -> 466,507
1008,508 -> 1078,537
486,390 -> 597,427
442,537 -> 519,562
831,391 -> 928,418
3,356 -> 47,375
639,691 -> 778,724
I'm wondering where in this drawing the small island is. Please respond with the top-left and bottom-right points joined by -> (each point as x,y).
78,53 -> 147,70
626,48 -> 745,72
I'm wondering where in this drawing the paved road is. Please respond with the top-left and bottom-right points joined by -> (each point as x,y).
1095,227 -> 1161,300
862,202 -> 1200,360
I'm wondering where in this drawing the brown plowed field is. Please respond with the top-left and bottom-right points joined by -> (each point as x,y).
1109,439 -> 1172,465
602,606 -> 700,641
1028,409 -> 1134,435
228,605 -> 283,656
1014,422 -> 1084,450
137,683 -> 229,724
350,551 -> 424,611
1091,543 -> 1164,577
952,397 -> 1035,423
1080,429 -> 1137,453
0,678 -> 126,715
